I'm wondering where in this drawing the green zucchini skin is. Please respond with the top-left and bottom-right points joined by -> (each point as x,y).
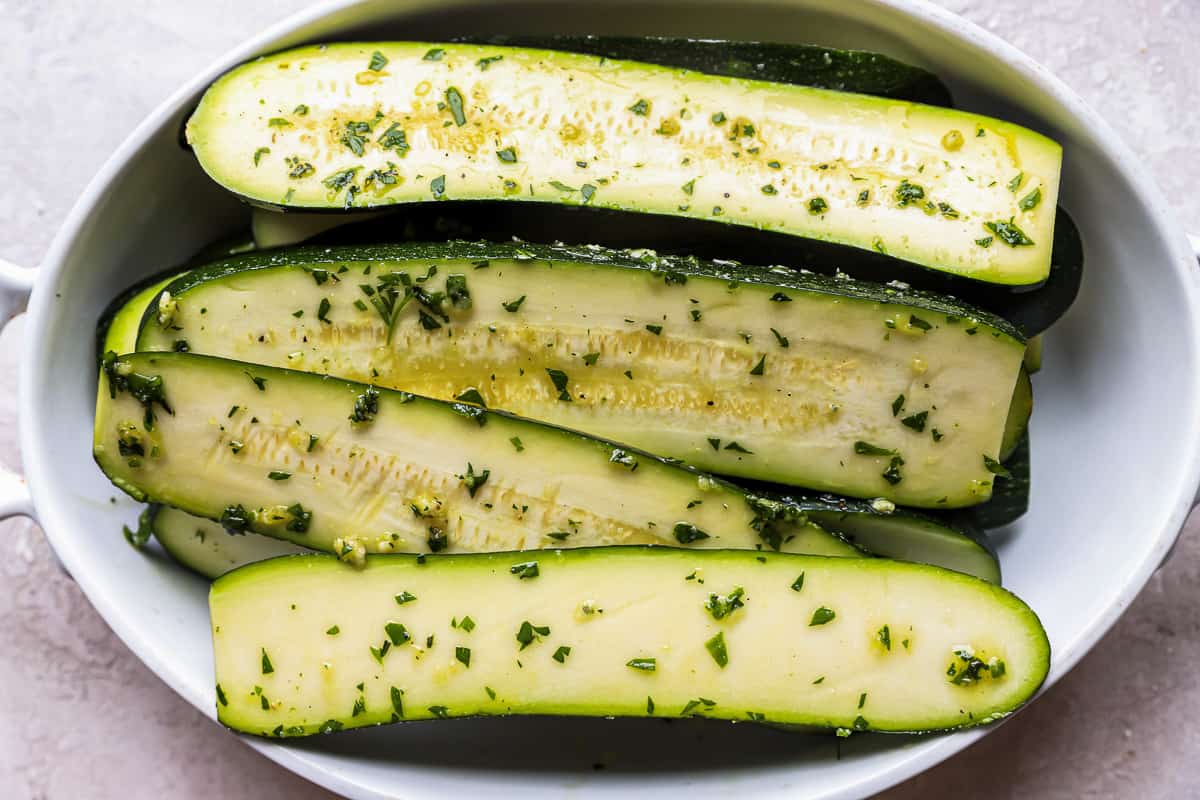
132,241 -> 1024,506
747,488 -> 1000,584
963,433 -> 1031,530
1001,368 -> 1033,462
470,35 -> 953,106
187,42 -> 1061,286
94,352 -> 861,559
153,506 -> 308,579
210,548 -> 1049,737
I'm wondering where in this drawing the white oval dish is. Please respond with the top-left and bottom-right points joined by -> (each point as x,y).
2,1 -> 1199,797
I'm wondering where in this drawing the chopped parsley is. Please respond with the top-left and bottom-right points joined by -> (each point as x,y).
267,471 -> 291,481
394,590 -> 417,605
552,646 -> 571,663
629,99 -> 650,116
705,632 -> 729,668
626,657 -> 656,671
510,560 -> 540,579
368,51 -> 388,71
809,606 -> 836,626
673,522 -> 710,544
790,573 -> 805,592
459,462 -> 490,498
423,48 -> 445,61
502,295 -> 526,312
445,87 -> 467,126
516,620 -> 550,650
984,219 -> 1035,247
496,147 -> 518,163
877,625 -> 892,651
705,586 -> 746,620
455,646 -> 471,667
901,411 -> 928,432
807,197 -> 828,215
749,355 -> 766,376
545,368 -> 571,401
1019,187 -> 1042,210
983,454 -> 1012,478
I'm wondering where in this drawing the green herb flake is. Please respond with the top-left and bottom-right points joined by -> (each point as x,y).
681,178 -> 696,195
790,573 -> 805,592
581,183 -> 597,204
629,99 -> 651,116
673,522 -> 710,544
705,632 -> 729,668
349,386 -> 380,424
626,658 -> 656,671
809,606 -> 836,626
215,684 -> 228,706
326,625 -> 340,636
582,352 -> 600,366
261,648 -> 274,674
502,295 -> 526,312
385,621 -> 411,646
122,506 -> 154,549
428,705 -> 450,719
983,454 -> 1012,478
901,411 -> 928,432
459,462 -> 490,498
454,646 -> 471,668
761,184 -> 777,195
496,147 -> 518,163
705,586 -> 746,620
908,314 -> 932,331
545,368 -> 572,401
770,328 -> 789,347
445,87 -> 467,126
267,117 -> 292,128
724,441 -> 753,454
891,394 -> 905,416
1007,172 -> 1024,192
476,55 -> 503,70
367,50 -> 389,71
423,48 -> 445,61
430,174 -> 447,199
316,297 -> 332,324
1019,187 -> 1042,211
267,471 -> 291,481
984,219 -> 1035,247
769,292 -> 792,303
510,560 -> 540,579
253,147 -> 270,166
645,324 -> 663,335
807,197 -> 828,215
516,620 -> 550,649
895,179 -> 925,207
749,354 -> 766,376
975,236 -> 994,248
394,590 -> 417,605
552,645 -> 572,663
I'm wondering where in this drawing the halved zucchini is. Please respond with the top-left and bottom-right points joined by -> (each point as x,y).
187,42 -> 1061,285
211,548 -> 1049,736
153,506 -> 308,579
94,352 -> 860,559
132,242 -> 1024,506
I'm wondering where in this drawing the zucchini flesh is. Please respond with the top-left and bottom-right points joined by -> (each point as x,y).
134,242 -> 1024,506
154,506 -> 307,579
210,549 -> 1049,736
186,42 -> 1061,285
472,35 -> 953,106
94,352 -> 859,559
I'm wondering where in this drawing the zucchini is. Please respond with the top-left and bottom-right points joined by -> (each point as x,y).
210,548 -> 1049,736
1001,368 -> 1032,462
187,42 -> 1061,285
1024,336 -> 1043,374
473,35 -> 953,106
153,506 -> 307,579
132,242 -> 1024,506
94,352 -> 861,559
770,492 -> 999,584
964,433 -> 1030,530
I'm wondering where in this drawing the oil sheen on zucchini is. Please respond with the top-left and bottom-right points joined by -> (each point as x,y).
94,352 -> 861,560
153,506 -> 307,579
210,548 -> 1050,736
134,242 -> 1025,506
186,42 -> 1062,285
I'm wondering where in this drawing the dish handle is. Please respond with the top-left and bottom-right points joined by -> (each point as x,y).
0,256 -> 36,522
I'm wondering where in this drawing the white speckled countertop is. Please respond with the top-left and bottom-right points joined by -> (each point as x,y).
1,1 -> 1197,797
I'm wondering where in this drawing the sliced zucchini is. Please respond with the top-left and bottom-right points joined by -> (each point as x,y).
187,42 -> 1061,285
211,548 -> 1049,736
1001,368 -> 1032,462
94,352 -> 860,558
132,242 -> 1024,506
474,35 -> 953,106
770,492 -> 1000,584
153,506 -> 308,579
964,433 -> 1031,530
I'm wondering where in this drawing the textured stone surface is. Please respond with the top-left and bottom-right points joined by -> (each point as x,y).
0,1 -> 1197,798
